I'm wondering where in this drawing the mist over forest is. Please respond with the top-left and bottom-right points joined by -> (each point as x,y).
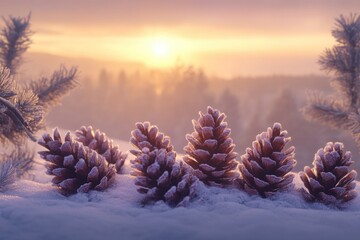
29,63 -> 359,173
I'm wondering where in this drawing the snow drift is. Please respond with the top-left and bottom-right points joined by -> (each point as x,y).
1,139 -> 360,240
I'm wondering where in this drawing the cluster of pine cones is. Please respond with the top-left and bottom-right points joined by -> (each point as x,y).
38,106 -> 358,208
38,126 -> 127,195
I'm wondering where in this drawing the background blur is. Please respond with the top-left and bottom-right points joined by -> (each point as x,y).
1,0 -> 359,171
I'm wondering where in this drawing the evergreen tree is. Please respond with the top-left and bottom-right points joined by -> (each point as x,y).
303,14 -> 360,146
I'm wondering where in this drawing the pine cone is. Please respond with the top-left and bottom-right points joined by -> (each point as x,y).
130,122 -> 173,152
239,122 -> 296,197
184,106 -> 238,186
38,128 -> 116,195
75,126 -> 127,173
130,122 -> 198,206
299,142 -> 357,205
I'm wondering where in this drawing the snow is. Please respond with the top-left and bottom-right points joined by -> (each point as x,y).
1,139 -> 360,240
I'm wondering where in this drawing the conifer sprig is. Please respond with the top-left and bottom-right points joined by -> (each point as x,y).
303,14 -> 360,146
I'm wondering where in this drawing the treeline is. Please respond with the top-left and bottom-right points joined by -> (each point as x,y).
47,65 -> 360,172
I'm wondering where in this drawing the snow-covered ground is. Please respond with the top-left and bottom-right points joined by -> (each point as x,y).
1,138 -> 360,240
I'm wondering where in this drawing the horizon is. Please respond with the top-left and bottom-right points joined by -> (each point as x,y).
1,0 -> 358,77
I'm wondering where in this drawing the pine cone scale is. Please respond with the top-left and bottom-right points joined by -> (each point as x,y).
261,157 -> 277,171
336,170 -> 357,186
329,187 -> 346,198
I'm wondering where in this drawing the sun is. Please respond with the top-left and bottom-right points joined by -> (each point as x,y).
146,36 -> 174,67
141,35 -> 189,68
152,39 -> 170,58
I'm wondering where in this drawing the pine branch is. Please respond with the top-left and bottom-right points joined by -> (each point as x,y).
31,66 -> 78,110
15,90 -> 43,133
0,67 -> 15,99
346,112 -> 360,146
320,47 -> 357,74
0,159 -> 16,192
332,14 -> 360,47
0,95 -> 36,142
302,91 -> 350,130
303,14 -> 360,145
0,146 -> 34,192
5,146 -> 34,178
0,14 -> 32,75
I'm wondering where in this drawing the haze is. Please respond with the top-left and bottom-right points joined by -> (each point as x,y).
1,0 -> 359,172
1,0 -> 358,76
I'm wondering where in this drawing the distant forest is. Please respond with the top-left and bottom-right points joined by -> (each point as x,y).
46,65 -> 360,172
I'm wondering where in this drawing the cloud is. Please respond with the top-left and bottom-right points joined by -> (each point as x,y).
0,0 -> 358,36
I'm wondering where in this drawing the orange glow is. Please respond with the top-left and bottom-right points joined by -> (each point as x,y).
146,36 -> 176,67
28,23 -> 335,75
151,37 -> 170,58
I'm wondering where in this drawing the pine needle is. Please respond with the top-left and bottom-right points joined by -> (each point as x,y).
0,159 -> 16,192
0,14 -> 32,75
6,147 -> 34,178
31,66 -> 78,110
0,147 -> 34,192
0,67 -> 15,99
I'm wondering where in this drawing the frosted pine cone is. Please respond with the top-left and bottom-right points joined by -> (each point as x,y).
130,122 -> 173,152
239,123 -> 296,197
130,122 -> 198,207
38,128 -> 116,195
299,142 -> 357,205
75,126 -> 127,173
184,106 -> 238,186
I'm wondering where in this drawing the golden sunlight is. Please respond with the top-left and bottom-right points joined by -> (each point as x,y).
30,27 -> 333,74
152,38 -> 170,58
146,36 -> 175,67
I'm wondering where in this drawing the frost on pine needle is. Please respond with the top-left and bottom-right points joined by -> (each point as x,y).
0,13 -> 77,187
0,147 -> 34,192
300,142 -> 357,206
184,106 -> 238,187
14,90 -> 43,133
302,14 -> 360,146
130,122 -> 198,207
0,14 -> 77,144
76,126 -> 127,173
0,14 -> 31,75
0,86 -> 38,143
0,67 -> 15,99
6,146 -> 34,178
30,66 -> 78,110
0,159 -> 16,192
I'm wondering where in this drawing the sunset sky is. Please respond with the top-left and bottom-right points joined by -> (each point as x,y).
0,0 -> 359,76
